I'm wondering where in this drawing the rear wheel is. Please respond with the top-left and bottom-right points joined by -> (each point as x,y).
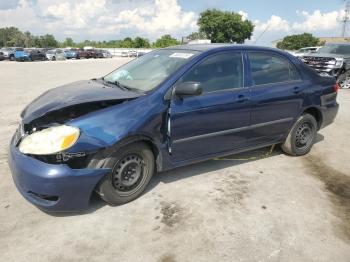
52,56 -> 56,61
281,114 -> 317,156
96,142 -> 155,205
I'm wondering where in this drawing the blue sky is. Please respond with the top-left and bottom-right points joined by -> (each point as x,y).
0,0 -> 347,45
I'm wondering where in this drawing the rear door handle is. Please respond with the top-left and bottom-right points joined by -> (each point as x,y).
294,86 -> 302,94
237,94 -> 249,103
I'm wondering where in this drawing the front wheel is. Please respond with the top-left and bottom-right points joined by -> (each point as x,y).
281,114 -> 317,156
96,142 -> 155,205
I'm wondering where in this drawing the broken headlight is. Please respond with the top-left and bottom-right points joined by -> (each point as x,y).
19,125 -> 80,155
335,58 -> 344,68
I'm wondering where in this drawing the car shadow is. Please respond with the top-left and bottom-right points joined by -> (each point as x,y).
48,133 -> 325,217
146,145 -> 282,193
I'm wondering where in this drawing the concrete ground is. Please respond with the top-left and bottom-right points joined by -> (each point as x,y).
0,58 -> 349,262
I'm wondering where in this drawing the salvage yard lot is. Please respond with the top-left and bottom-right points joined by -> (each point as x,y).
0,58 -> 349,262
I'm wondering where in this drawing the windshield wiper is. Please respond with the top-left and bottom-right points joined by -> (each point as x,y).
102,77 -> 142,93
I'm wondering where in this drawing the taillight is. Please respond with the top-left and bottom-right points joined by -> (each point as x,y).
333,82 -> 340,93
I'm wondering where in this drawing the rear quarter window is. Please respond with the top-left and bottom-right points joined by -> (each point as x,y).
248,52 -> 300,86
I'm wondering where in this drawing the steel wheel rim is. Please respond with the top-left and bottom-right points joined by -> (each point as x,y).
295,122 -> 313,150
111,154 -> 145,193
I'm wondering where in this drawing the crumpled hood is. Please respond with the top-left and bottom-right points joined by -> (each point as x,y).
21,80 -> 142,124
303,53 -> 350,59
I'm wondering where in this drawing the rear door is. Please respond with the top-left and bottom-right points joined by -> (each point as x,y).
169,51 -> 251,163
246,51 -> 305,145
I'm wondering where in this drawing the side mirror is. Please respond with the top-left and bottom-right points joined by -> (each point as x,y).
174,82 -> 202,98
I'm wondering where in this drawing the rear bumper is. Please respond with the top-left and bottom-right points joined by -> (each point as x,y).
320,102 -> 339,129
15,57 -> 30,61
8,136 -> 110,212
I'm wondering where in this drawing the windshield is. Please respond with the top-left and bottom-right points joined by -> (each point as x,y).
296,48 -> 315,54
318,44 -> 350,55
103,49 -> 199,92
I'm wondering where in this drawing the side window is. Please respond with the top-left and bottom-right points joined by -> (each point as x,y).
179,52 -> 243,93
248,52 -> 300,86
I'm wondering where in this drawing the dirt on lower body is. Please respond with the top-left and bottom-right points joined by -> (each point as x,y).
302,154 -> 350,241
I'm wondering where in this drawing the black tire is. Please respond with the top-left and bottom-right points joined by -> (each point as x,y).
52,56 -> 56,61
281,114 -> 317,156
96,142 -> 155,205
9,55 -> 14,61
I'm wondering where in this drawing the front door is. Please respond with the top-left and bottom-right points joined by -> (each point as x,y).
169,51 -> 251,163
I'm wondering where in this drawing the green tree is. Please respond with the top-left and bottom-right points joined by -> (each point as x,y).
120,37 -> 134,48
133,37 -> 151,48
23,31 -> 35,48
37,34 -> 58,48
186,31 -> 207,41
0,27 -> 25,47
276,33 -> 320,50
197,9 -> 254,43
153,35 -> 179,48
61,37 -> 75,47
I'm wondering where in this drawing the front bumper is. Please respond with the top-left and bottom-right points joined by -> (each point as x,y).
8,136 -> 110,212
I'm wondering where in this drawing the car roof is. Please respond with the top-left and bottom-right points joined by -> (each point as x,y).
164,44 -> 282,53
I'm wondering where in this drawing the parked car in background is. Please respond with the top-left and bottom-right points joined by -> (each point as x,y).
0,51 -> 6,61
120,51 -> 129,57
94,50 -> 105,58
64,49 -> 80,59
8,44 -> 339,212
86,49 -> 106,59
136,51 -> 147,57
128,50 -> 137,57
1,47 -> 22,61
102,50 -> 113,58
77,49 -> 93,59
15,48 -> 46,62
301,43 -> 350,89
45,49 -> 66,61
291,46 -> 321,57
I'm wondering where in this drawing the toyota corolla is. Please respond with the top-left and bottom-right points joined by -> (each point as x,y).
8,44 -> 339,212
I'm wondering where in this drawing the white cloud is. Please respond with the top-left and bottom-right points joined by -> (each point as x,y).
0,0 -> 197,40
254,15 -> 290,32
292,10 -> 341,31
238,10 -> 248,21
248,9 -> 344,45
111,0 -> 197,36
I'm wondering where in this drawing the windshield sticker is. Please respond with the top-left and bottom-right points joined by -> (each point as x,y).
169,53 -> 194,59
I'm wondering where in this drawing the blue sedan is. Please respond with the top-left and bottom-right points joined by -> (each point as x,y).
8,44 -> 339,212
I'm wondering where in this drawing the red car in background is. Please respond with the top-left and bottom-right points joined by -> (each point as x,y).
76,49 -> 92,59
